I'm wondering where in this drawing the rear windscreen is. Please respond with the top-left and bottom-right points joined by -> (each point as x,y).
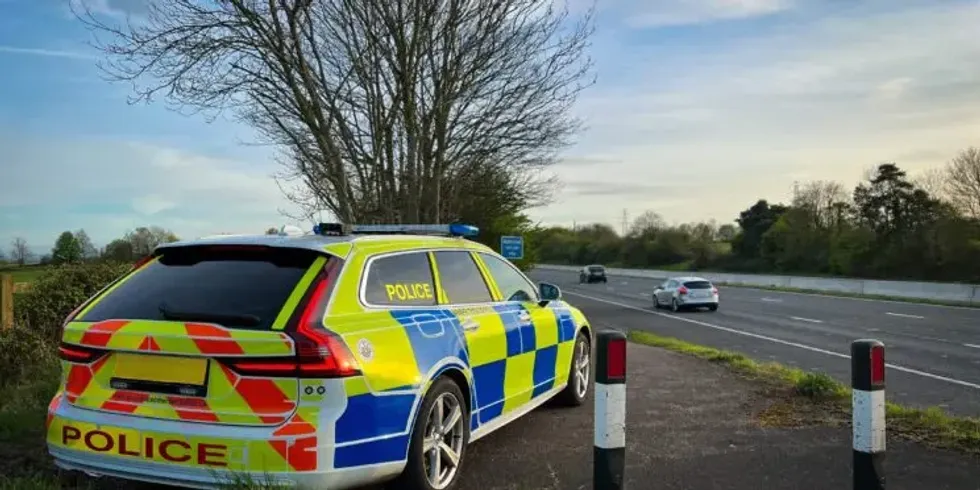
588,266 -> 605,272
683,281 -> 713,289
77,247 -> 323,330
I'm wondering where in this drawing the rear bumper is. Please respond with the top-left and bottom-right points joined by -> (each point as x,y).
46,385 -> 407,490
51,446 -> 400,490
678,297 -> 718,306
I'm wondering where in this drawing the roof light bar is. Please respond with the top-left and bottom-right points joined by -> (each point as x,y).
312,223 -> 479,237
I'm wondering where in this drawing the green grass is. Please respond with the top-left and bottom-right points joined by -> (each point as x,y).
720,283 -> 979,309
627,330 -> 980,454
0,265 -> 51,285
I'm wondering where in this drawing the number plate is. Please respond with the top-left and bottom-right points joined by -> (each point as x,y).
113,353 -> 208,386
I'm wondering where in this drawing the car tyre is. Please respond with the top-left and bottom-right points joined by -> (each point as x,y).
671,298 -> 680,312
390,377 -> 469,490
708,304 -> 718,312
554,331 -> 592,407
652,294 -> 661,309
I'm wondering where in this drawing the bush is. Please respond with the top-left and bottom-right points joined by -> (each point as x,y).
14,262 -> 132,342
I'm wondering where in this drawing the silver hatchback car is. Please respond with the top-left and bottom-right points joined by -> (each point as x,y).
652,276 -> 719,312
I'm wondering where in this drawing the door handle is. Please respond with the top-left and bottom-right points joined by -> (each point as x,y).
461,319 -> 480,332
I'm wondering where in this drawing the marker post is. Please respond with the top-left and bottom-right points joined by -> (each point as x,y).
851,339 -> 886,490
594,330 -> 627,490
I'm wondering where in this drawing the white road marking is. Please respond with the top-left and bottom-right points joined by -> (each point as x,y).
790,316 -> 823,324
761,297 -> 782,303
886,312 -> 925,319
563,290 -> 980,391
964,344 -> 980,350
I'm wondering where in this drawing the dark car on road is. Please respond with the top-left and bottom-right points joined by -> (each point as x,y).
579,264 -> 608,283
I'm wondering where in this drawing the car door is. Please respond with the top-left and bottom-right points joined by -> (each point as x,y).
475,252 -> 563,409
427,250 -> 512,427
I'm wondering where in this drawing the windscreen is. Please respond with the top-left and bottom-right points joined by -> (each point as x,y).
683,281 -> 713,289
588,266 -> 605,273
77,246 -> 322,330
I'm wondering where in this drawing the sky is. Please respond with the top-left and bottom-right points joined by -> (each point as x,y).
1,0 -> 979,254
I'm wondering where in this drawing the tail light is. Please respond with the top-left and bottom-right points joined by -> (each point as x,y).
58,343 -> 106,364
222,260 -> 360,379
678,286 -> 689,295
712,287 -> 719,295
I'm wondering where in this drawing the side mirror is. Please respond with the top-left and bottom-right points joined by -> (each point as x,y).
538,282 -> 562,304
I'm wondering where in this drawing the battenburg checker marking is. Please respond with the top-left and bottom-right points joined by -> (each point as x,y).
851,339 -> 886,490
594,330 -> 627,490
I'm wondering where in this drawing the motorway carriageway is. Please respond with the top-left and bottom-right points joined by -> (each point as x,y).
530,269 -> 980,417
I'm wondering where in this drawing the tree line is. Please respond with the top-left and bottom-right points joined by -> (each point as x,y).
2,227 -> 181,267
534,150 -> 980,283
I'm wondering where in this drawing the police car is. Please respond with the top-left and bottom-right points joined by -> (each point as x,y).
46,223 -> 594,490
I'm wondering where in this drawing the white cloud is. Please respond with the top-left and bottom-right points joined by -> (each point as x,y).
625,0 -> 792,27
532,1 -> 980,228
0,45 -> 96,60
0,134 -> 305,248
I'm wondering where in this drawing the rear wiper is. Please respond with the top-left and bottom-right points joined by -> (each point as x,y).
158,303 -> 261,327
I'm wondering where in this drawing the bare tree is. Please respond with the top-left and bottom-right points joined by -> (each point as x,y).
913,167 -> 948,202
629,210 -> 665,235
76,0 -> 595,224
792,180 -> 849,229
943,147 -> 980,219
10,237 -> 31,266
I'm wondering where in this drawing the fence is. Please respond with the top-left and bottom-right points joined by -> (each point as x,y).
536,264 -> 980,305
0,274 -> 29,330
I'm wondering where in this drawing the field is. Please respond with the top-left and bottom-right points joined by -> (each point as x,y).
0,265 -> 50,284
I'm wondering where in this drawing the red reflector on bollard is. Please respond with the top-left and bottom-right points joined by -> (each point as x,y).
607,338 -> 627,379
870,344 -> 885,385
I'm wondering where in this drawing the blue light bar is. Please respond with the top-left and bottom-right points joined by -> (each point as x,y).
448,223 -> 480,237
347,223 -> 479,237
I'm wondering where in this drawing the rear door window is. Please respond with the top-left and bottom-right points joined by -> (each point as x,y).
478,253 -> 537,302
683,281 -> 713,289
363,252 -> 437,306
77,247 -> 324,330
432,251 -> 493,304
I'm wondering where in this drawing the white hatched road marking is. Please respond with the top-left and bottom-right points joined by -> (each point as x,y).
563,289 -> 980,391
761,297 -> 782,303
964,344 -> 980,350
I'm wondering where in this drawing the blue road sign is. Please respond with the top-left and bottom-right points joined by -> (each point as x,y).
500,235 -> 524,260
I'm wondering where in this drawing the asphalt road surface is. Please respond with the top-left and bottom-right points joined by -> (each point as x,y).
531,268 -> 980,416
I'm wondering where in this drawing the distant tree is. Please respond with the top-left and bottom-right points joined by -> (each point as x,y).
265,227 -> 279,235
125,226 -> 180,257
732,200 -> 788,258
74,229 -> 98,259
853,163 -> 938,238
103,239 -> 134,263
717,223 -> 738,242
943,147 -> 980,220
39,254 -> 53,266
52,231 -> 84,264
914,167 -> 949,203
10,237 -> 30,265
628,211 -> 666,236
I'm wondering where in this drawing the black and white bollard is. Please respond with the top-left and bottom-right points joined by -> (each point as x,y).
594,330 -> 627,490
851,339 -> 886,490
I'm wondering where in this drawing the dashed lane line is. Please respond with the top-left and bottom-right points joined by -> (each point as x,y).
886,312 -> 926,319
790,316 -> 823,324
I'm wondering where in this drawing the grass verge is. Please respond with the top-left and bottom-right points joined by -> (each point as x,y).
719,282 -> 979,309
627,330 -> 980,455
